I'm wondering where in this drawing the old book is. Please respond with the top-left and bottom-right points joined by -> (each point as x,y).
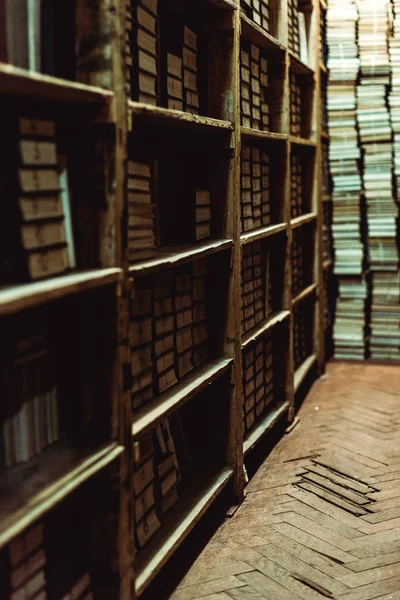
136,508 -> 161,548
133,455 -> 154,496
135,482 -> 155,522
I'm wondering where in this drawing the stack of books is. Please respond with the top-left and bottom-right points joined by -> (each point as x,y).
333,277 -> 367,359
327,0 -> 366,359
240,145 -> 271,232
5,523 -> 46,600
127,160 -> 157,263
1,314 -> 60,469
130,0 -> 159,105
0,116 -> 74,285
241,242 -> 271,335
290,152 -> 304,218
370,272 -> 400,359
293,301 -> 310,369
240,42 -> 270,131
290,73 -> 302,137
288,0 -> 300,58
242,332 -> 274,434
240,0 -> 271,33
389,0 -> 400,200
130,261 -> 209,410
195,191 -> 211,241
133,418 -> 181,551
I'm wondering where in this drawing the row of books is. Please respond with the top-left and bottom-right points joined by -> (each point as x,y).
333,277 -> 367,360
241,241 -> 272,336
241,0 -> 271,33
288,0 -> 309,65
290,73 -> 302,137
1,520 -> 94,599
293,299 -> 312,370
127,0 -> 201,115
133,419 -> 180,550
242,333 -> 274,434
0,116 -> 75,286
1,317 -> 60,469
241,145 -> 271,233
290,152 -> 305,218
240,41 -> 270,131
291,227 -> 311,298
130,260 -> 209,411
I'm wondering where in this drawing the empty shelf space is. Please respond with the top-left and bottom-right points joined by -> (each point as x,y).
0,440 -> 123,550
0,269 -> 123,317
132,358 -> 233,437
135,467 -> 233,595
244,401 -> 290,455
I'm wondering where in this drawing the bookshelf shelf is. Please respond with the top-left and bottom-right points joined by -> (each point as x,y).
135,467 -> 233,595
241,127 -> 288,142
128,240 -> 233,275
241,311 -> 291,349
0,269 -> 123,317
291,212 -> 318,229
289,53 -> 315,76
240,13 -> 286,54
289,136 -> 317,147
244,401 -> 290,455
292,282 -> 318,306
0,440 -> 123,551
128,102 -> 233,132
320,0 -> 327,10
0,63 -> 114,104
240,223 -> 287,245
207,0 -> 237,9
294,353 -> 317,392
132,359 -> 233,437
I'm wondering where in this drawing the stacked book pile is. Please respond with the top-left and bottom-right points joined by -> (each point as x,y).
334,277 -> 367,359
241,242 -> 272,335
327,0 -> 366,358
370,272 -> 400,359
288,0 -> 300,57
4,523 -> 47,600
0,116 -> 75,285
241,0 -> 271,32
130,260 -> 208,411
290,152 -> 304,218
240,145 -> 271,232
127,160 -> 157,263
1,316 -> 60,469
242,333 -> 274,434
240,42 -> 270,131
133,419 -> 181,551
358,0 -> 399,359
323,202 -> 332,263
293,300 -> 311,369
290,73 -> 302,136
129,0 -> 159,105
389,0 -> 400,200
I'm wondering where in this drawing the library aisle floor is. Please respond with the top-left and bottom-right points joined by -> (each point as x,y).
169,362 -> 400,600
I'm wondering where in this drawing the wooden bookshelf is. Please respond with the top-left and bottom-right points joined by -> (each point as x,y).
0,0 -> 326,597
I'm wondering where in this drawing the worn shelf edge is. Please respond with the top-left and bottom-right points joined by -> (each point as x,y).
289,53 -> 315,76
323,259 -> 332,269
289,136 -> 317,148
244,401 -> 290,455
0,268 -> 123,317
294,354 -> 317,393
292,283 -> 317,306
320,0 -> 327,10
135,467 -> 233,595
241,311 -> 291,349
240,127 -> 288,142
319,62 -> 328,74
132,358 -> 233,437
0,441 -> 124,550
290,212 -> 317,229
128,101 -> 233,130
0,63 -> 114,103
240,223 -> 287,245
240,13 -> 286,53
128,240 -> 233,275
207,0 -> 237,8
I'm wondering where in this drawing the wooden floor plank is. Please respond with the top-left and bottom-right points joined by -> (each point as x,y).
237,571 -> 301,600
345,551 -> 400,573
275,511 -> 357,551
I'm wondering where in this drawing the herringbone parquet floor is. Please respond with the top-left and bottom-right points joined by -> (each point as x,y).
169,362 -> 400,600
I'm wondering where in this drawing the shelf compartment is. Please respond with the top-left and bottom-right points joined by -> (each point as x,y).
0,63 -> 114,104
128,102 -> 233,132
240,223 -> 287,245
132,358 -> 232,437
0,268 -> 123,317
291,212 -> 317,229
289,53 -> 315,77
244,400 -> 289,455
135,466 -> 233,595
241,310 -> 290,349
289,136 -> 317,147
128,240 -> 233,276
240,13 -> 285,54
292,282 -> 317,306
0,440 -> 123,550
294,354 -> 317,393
